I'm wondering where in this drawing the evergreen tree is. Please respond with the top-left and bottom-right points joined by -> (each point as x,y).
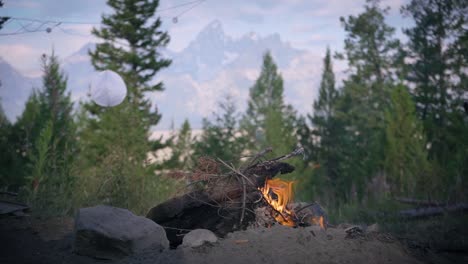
87,0 -> 171,154
242,51 -> 285,152
384,85 -> 430,196
196,96 -> 246,164
338,0 -> 402,86
0,100 -> 14,186
37,53 -> 76,176
241,51 -> 300,180
402,0 -> 468,196
77,0 -> 174,213
166,119 -> 195,170
2,53 -> 77,213
10,92 -> 42,187
307,48 -> 344,204
0,1 -> 10,30
335,0 -> 402,202
89,0 -> 171,124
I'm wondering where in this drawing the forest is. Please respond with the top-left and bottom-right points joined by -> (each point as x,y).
0,0 -> 466,242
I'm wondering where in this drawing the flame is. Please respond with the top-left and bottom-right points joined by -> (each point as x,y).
311,216 -> 325,229
260,178 -> 296,227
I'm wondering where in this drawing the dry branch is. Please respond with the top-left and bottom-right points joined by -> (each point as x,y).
146,147 -> 303,247
399,203 -> 468,218
394,197 -> 446,207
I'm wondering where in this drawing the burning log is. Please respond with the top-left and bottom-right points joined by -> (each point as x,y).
146,147 -> 324,247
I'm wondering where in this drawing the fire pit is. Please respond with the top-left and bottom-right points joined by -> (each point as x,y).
146,147 -> 327,248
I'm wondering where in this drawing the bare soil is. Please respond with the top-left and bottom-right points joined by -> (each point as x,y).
0,215 -> 465,264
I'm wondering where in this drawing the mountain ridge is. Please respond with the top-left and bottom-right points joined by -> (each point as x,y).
0,20 -> 320,129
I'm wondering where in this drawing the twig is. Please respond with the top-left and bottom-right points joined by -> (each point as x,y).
246,147 -> 273,168
217,158 -> 256,187
161,226 -> 193,232
295,202 -> 318,214
239,175 -> 246,225
261,197 -> 289,224
268,147 -> 304,163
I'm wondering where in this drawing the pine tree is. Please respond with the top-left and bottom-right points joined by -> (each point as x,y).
307,48 -> 344,204
241,51 -> 300,180
166,119 -> 195,170
9,93 -> 42,187
89,0 -> 171,124
0,1 -> 10,30
335,0 -> 402,202
0,100 -> 14,186
242,51 -> 285,151
310,48 -> 339,176
77,0 -> 174,213
4,53 -> 77,214
384,85 -> 430,196
37,53 -> 76,175
402,0 -> 468,195
87,0 -> 171,155
339,0 -> 402,87
196,96 -> 247,164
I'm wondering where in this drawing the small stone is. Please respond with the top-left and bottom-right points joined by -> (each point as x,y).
182,229 -> 218,248
367,223 -> 380,233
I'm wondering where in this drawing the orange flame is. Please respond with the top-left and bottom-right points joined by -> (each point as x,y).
259,178 -> 296,227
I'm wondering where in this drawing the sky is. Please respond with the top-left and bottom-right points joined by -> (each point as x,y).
0,0 -> 410,77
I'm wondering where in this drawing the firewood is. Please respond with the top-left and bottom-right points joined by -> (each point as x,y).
394,197 -> 445,207
146,147 -> 303,248
399,203 -> 468,219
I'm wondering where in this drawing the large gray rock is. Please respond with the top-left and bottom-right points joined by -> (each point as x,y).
74,205 -> 169,259
182,229 -> 218,248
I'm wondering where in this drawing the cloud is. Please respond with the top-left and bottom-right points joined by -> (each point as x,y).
10,0 -> 40,8
0,44 -> 40,76
10,0 -> 107,18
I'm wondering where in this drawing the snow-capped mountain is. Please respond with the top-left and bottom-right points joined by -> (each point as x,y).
1,20 -> 322,129
0,58 -> 40,121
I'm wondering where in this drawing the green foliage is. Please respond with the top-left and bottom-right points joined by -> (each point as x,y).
327,0 -> 403,204
338,0 -> 402,85
75,102 -> 179,214
305,48 -> 343,203
89,0 -> 171,126
166,119 -> 195,170
241,51 -> 303,182
384,85 -> 431,195
195,96 -> 247,164
0,100 -> 16,186
242,51 -> 286,151
402,0 -> 468,199
28,120 -> 53,194
75,0 -> 175,214
4,53 -> 78,216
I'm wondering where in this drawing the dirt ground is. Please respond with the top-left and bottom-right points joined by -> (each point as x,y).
0,215 -> 465,264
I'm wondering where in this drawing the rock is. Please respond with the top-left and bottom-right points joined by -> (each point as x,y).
367,223 -> 380,233
182,229 -> 218,248
74,205 -> 169,260
0,200 -> 29,215
345,226 -> 364,239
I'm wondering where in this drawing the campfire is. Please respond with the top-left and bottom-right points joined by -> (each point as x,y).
260,178 -> 296,227
260,177 -> 326,229
147,147 -> 327,247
